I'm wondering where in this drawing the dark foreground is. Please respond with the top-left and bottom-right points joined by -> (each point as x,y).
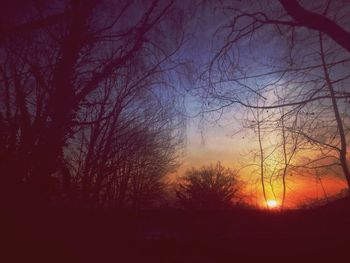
3,198 -> 350,262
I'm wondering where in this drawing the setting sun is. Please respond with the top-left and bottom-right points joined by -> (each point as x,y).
267,200 -> 278,209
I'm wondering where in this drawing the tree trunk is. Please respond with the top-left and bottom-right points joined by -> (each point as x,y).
257,109 -> 268,206
29,1 -> 89,203
319,32 -> 350,189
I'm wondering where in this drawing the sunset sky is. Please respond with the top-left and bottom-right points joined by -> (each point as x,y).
165,1 -> 350,208
169,111 -> 348,208
3,2 -> 350,256
1,0 -> 349,211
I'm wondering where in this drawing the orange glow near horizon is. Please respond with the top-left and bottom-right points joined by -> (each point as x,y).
167,122 -> 349,209
168,159 -> 348,209
168,164 -> 348,209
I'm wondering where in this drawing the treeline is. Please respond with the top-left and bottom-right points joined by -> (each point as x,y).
0,0 -> 186,210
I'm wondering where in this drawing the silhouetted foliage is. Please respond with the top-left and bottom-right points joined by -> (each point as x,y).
0,0 -> 187,208
176,162 -> 240,209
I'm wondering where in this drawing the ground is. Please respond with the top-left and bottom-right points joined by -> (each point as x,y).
3,197 -> 350,262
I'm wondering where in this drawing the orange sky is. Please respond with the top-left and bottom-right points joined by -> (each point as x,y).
167,118 -> 348,209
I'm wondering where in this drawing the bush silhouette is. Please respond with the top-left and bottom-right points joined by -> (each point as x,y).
176,162 -> 239,209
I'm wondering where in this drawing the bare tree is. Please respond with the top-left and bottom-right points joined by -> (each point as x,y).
71,93 -> 183,209
0,0 -> 187,205
197,0 -> 350,203
176,162 -> 240,209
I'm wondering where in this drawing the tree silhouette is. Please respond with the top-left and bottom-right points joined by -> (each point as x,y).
198,0 -> 350,200
0,0 -> 186,207
176,162 -> 240,209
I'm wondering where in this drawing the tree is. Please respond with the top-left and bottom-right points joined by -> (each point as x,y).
70,85 -> 184,209
198,0 -> 350,203
0,0 -> 187,206
176,162 -> 240,209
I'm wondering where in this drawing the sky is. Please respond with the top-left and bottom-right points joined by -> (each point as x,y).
1,0 -> 348,210
166,0 -> 349,209
169,111 -> 348,208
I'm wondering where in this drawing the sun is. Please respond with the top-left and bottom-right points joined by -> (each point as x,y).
266,199 -> 278,208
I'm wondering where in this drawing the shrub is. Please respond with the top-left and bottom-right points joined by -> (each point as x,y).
176,162 -> 240,209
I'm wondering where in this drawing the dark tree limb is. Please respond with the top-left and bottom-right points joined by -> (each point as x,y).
279,0 -> 350,52
0,12 -> 71,40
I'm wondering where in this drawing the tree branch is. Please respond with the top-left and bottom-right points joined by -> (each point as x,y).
279,0 -> 350,52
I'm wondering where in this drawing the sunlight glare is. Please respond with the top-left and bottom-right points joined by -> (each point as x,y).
266,199 -> 278,208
